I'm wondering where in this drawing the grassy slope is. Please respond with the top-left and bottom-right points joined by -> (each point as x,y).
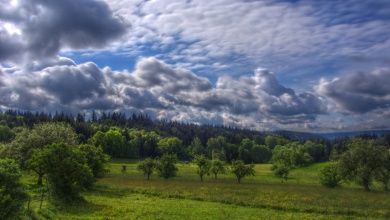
25,162 -> 390,219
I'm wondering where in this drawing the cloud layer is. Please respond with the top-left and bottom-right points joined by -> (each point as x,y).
0,0 -> 389,131
0,57 -> 328,130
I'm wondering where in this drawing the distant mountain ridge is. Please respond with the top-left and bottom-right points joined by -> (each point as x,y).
274,129 -> 390,140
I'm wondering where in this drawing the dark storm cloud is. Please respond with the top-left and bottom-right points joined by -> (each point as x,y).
316,68 -> 390,113
0,30 -> 22,61
0,0 -> 126,62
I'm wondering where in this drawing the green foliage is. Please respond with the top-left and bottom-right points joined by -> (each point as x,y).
230,160 -> 255,183
5,122 -> 78,167
272,142 -> 313,168
272,164 -> 290,182
137,158 -> 156,180
79,144 -> 110,178
319,163 -> 342,188
207,136 -> 226,160
239,138 -> 253,163
0,159 -> 28,219
375,150 -> 390,191
338,139 -> 384,191
33,143 -> 94,201
265,135 -> 277,149
158,137 -> 184,158
251,144 -> 272,163
0,125 -> 14,142
91,128 -> 127,158
156,154 -> 178,179
209,159 -> 225,179
193,155 -> 210,181
128,129 -> 160,158
188,137 -> 206,158
28,148 -> 47,185
303,140 -> 325,162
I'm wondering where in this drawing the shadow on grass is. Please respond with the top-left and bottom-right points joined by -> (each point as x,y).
52,197 -> 107,215
88,184 -> 131,198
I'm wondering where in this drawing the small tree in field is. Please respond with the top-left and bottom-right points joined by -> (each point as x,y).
156,154 -> 178,179
338,139 -> 383,191
138,158 -> 156,180
272,164 -> 290,182
0,159 -> 28,219
194,155 -> 210,181
230,160 -> 255,183
210,159 -> 225,179
319,163 -> 342,188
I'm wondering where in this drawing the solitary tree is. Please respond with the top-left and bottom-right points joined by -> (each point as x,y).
156,154 -> 178,179
210,159 -> 225,179
230,160 -> 255,183
0,159 -> 28,219
194,155 -> 210,181
137,158 -> 156,180
339,139 -> 383,191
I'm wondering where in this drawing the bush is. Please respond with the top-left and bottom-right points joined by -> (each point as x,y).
272,164 -> 290,182
319,163 -> 342,188
0,159 -> 28,219
156,154 -> 178,179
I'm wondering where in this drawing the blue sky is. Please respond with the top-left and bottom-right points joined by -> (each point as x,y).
0,0 -> 389,131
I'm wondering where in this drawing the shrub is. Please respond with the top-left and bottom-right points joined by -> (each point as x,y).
156,154 -> 178,179
319,163 -> 342,188
272,164 -> 290,182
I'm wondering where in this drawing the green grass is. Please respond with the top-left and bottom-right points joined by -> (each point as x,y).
24,162 -> 390,219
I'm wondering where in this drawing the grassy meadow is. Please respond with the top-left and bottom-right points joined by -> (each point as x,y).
24,161 -> 390,219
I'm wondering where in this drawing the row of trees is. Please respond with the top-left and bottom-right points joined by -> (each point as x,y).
137,155 -> 255,183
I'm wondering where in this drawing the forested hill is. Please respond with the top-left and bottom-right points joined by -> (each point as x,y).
1,110 -> 387,145
0,110 -> 263,146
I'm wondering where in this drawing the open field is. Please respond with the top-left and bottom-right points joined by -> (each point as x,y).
24,162 -> 390,219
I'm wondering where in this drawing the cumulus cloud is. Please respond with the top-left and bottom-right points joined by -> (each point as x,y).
0,57 -> 328,130
0,0 -> 126,63
315,68 -> 390,113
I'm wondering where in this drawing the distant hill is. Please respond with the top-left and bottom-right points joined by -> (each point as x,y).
275,130 -> 390,140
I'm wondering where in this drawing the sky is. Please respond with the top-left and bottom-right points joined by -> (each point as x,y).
0,0 -> 389,132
